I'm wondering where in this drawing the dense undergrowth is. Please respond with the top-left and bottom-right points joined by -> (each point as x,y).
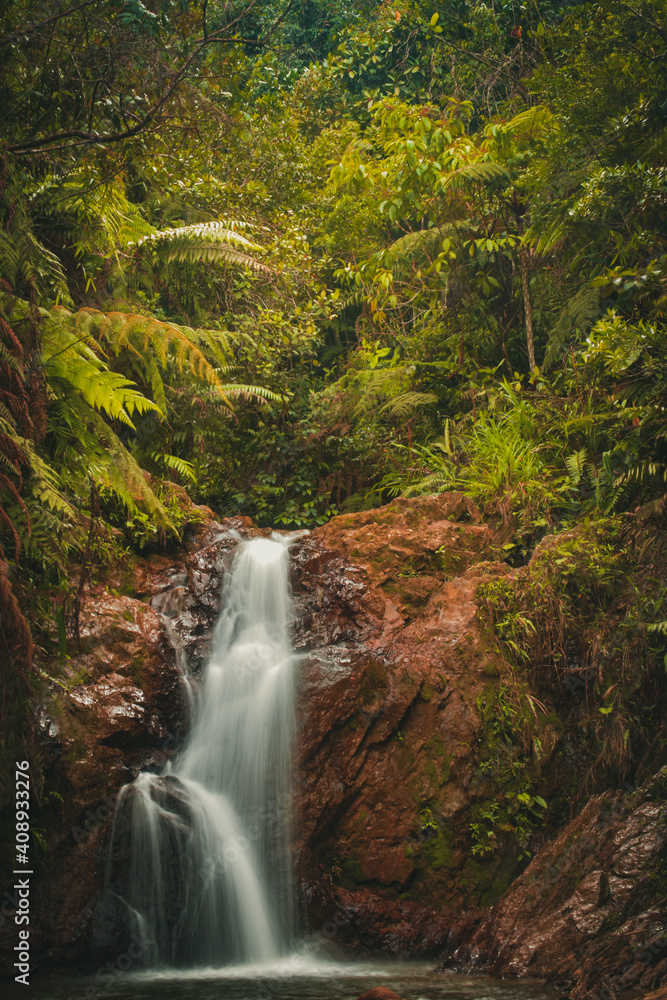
0,0 -> 666,824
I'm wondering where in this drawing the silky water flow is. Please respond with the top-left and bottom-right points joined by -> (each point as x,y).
108,537 -> 297,967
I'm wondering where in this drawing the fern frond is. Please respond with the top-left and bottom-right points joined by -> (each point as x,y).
42,315 -> 160,428
440,161 -> 511,192
0,341 -> 25,378
217,383 -> 285,402
619,460 -> 667,484
129,221 -> 271,273
23,443 -> 75,517
53,307 -> 234,408
149,452 -> 196,482
501,106 -> 555,140
0,196 -> 70,301
565,448 -> 588,485
86,410 -> 176,532
380,391 -> 438,418
385,228 -> 445,269
543,285 -> 600,370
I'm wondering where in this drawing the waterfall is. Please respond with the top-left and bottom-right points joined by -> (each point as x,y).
109,536 -> 297,967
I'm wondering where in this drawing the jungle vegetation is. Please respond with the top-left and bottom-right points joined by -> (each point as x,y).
0,0 -> 666,800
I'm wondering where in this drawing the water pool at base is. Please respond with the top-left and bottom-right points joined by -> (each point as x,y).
14,956 -> 557,1000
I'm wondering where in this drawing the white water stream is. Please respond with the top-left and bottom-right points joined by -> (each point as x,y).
111,536 -> 297,966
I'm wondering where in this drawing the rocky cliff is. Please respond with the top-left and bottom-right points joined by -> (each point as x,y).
3,495 -> 665,994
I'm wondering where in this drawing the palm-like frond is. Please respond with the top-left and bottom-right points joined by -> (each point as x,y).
384,228 -> 445,270
380,391 -> 438,418
42,313 -> 160,428
54,306 -> 236,411
543,285 -> 600,370
438,160 -> 511,193
129,221 -> 271,272
217,383 -> 285,403
500,106 -> 556,141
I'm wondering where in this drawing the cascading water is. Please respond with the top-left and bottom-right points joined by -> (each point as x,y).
109,536 -> 297,967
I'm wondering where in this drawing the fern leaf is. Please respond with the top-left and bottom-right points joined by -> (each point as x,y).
150,452 -> 196,482
217,383 -> 285,403
565,448 -> 588,485
129,221 -> 271,273
86,410 -> 176,532
0,194 -> 71,302
42,316 -> 160,428
501,106 -> 555,140
380,391 -> 438,418
54,307 -> 235,408
543,285 -> 600,370
439,161 -> 511,192
385,228 -> 445,269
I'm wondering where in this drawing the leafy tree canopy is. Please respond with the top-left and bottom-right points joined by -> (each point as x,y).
0,0 -> 666,795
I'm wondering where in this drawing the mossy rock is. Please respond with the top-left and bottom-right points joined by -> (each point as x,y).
359,659 -> 389,704
461,847 -> 519,907
421,827 -> 454,871
340,857 -> 366,886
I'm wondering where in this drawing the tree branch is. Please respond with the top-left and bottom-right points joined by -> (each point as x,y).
0,0 -> 99,48
6,0 -> 284,154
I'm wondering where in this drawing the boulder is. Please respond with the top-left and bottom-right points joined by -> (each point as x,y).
438,766 -> 667,994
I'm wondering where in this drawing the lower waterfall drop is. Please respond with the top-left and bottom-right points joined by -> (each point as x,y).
109,536 -> 297,967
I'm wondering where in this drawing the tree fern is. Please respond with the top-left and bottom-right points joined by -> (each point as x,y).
0,189 -> 70,302
543,285 -> 600,370
128,220 -> 271,272
51,306 -> 234,411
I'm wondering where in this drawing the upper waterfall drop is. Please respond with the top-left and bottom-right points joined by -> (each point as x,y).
109,535 -> 298,967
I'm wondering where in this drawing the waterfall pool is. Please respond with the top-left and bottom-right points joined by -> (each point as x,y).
13,957 -> 557,1000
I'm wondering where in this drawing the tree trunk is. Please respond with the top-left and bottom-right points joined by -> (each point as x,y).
520,247 -> 536,373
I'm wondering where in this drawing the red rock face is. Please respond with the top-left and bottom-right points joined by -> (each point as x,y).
290,494 -> 519,956
10,494 -> 666,992
438,767 -> 667,995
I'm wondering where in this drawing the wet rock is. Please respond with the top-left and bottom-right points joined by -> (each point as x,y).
290,494 -> 518,956
356,989 -> 404,1000
437,766 -> 667,993
20,492 -> 665,985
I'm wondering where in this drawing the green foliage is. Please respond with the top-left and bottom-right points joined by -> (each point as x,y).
1,0 -> 666,843
129,220 -> 269,271
478,514 -> 667,791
